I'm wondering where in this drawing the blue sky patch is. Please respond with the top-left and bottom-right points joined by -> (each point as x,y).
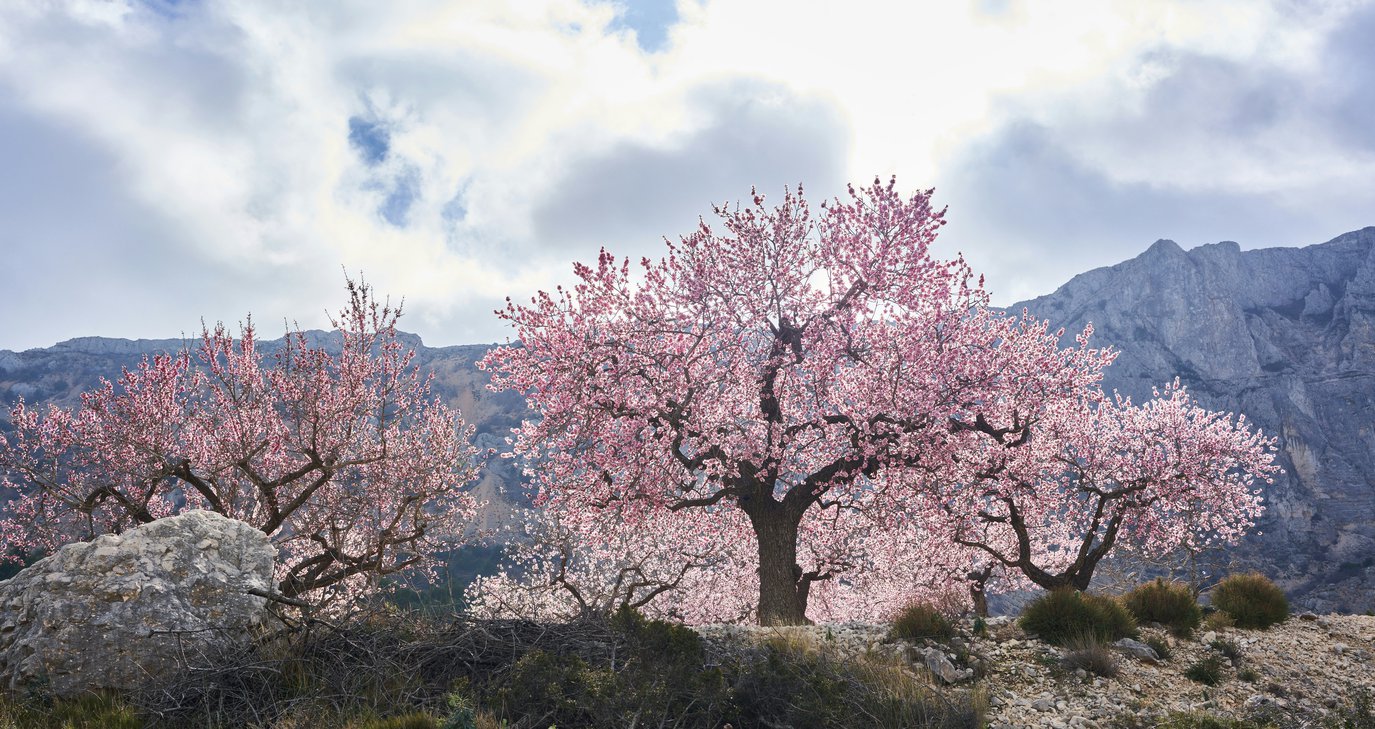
610,0 -> 677,53
348,116 -> 390,165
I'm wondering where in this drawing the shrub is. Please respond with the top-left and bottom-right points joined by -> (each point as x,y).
609,604 -> 704,661
115,606 -> 985,729
486,608 -> 729,728
891,601 -> 956,642
1329,688 -> 1375,729
1020,589 -> 1137,646
1203,610 -> 1236,631
1184,655 -> 1225,686
1062,633 -> 1119,678
1143,635 -> 1173,661
972,616 -> 988,637
1237,667 -> 1259,682
1123,579 -> 1202,636
1209,637 -> 1242,664
1210,573 -> 1289,629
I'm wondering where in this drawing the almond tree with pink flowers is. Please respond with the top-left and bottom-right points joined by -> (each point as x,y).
483,178 -> 1115,625
0,279 -> 481,609
937,380 -> 1279,593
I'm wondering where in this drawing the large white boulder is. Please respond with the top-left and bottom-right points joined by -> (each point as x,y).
0,510 -> 276,695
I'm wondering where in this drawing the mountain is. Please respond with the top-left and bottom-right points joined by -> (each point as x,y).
1010,227 -> 1375,612
3,227 -> 1373,611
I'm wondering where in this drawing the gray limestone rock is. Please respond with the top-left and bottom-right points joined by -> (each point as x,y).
920,646 -> 962,684
1113,637 -> 1161,662
0,510 -> 276,696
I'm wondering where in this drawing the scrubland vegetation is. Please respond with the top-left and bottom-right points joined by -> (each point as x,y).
1,568 -> 1368,728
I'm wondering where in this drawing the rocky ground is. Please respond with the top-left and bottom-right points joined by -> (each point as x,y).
693,612 -> 1375,728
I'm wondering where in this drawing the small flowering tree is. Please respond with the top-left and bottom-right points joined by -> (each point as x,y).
0,279 -> 481,609
937,381 -> 1278,592
483,178 -> 1112,625
465,498 -> 758,624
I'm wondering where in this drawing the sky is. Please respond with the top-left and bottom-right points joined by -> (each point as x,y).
1,0 -> 1373,351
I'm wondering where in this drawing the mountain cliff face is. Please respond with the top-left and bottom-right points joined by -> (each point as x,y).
1010,227 -> 1375,612
3,228 -> 1373,611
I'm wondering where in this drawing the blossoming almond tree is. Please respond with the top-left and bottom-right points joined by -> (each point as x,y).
938,381 -> 1279,592
483,178 -> 1111,625
0,279 -> 481,609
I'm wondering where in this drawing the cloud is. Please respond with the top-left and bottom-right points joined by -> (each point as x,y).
932,1 -> 1375,305
0,0 -> 1369,350
532,81 -> 851,259
934,123 -> 1356,305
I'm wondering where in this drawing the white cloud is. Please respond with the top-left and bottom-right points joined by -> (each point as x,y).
0,0 -> 1369,349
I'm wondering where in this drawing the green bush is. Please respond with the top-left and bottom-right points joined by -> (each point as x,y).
1019,589 -> 1137,646
1184,655 -> 1225,686
1210,573 -> 1289,629
1123,579 -> 1202,636
891,601 -> 956,642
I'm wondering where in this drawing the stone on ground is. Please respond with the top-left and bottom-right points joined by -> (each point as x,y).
0,510 -> 276,695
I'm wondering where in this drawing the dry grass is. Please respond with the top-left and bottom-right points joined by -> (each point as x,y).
1061,633 -> 1120,678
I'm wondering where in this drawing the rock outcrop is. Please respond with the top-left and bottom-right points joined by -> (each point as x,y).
1011,227 -> 1375,612
0,510 -> 276,695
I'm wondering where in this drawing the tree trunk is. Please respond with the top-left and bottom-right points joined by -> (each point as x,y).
747,505 -> 811,626
1021,562 -> 1097,593
968,565 -> 993,618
